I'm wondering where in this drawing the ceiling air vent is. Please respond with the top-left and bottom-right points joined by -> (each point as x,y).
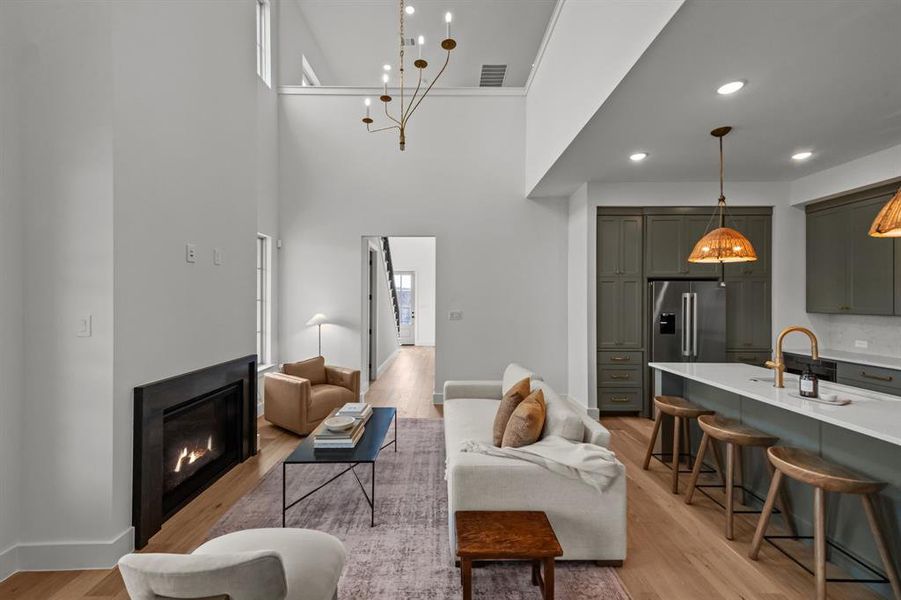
479,64 -> 507,87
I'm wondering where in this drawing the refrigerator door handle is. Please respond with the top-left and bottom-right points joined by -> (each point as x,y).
692,292 -> 699,358
681,292 -> 691,357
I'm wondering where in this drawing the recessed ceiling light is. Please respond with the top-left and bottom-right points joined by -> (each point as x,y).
630,152 -> 649,162
792,151 -> 813,161
405,5 -> 415,15
383,64 -> 391,71
716,80 -> 745,95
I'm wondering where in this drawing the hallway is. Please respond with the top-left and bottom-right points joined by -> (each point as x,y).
365,346 -> 440,419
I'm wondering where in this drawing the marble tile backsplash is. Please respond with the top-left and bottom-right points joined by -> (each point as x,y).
807,313 -> 901,357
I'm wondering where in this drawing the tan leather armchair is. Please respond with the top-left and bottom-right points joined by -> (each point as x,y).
263,356 -> 361,436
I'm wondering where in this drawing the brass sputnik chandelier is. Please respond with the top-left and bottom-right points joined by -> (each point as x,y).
361,0 -> 457,151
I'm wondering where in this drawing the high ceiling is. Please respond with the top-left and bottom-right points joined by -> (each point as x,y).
295,0 -> 556,87
530,0 -> 901,198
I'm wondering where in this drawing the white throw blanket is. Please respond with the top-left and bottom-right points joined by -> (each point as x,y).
459,436 -> 624,493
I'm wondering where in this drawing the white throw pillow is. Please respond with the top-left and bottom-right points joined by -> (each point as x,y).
502,363 -> 543,395
534,381 -> 584,442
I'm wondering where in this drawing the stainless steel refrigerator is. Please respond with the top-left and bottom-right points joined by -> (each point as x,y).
650,281 -> 726,363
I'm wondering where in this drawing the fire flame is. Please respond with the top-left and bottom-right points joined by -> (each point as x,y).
173,436 -> 214,473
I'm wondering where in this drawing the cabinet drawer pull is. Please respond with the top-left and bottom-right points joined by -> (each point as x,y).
609,374 -> 631,380
610,356 -> 631,362
610,397 -> 632,403
860,371 -> 893,383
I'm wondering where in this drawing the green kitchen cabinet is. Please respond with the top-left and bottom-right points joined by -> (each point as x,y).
645,214 -> 718,278
726,278 -> 771,350
807,196 -> 894,315
597,278 -> 643,348
597,216 -> 642,277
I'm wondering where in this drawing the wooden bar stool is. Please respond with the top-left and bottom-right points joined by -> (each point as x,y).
642,395 -> 715,494
749,447 -> 901,600
684,415 -> 795,540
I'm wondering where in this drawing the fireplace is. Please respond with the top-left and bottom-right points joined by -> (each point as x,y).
133,356 -> 257,548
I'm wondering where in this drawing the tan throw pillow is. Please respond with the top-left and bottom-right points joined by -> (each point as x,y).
502,389 -> 546,448
492,377 -> 531,446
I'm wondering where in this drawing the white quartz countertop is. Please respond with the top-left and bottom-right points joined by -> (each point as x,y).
782,347 -> 901,371
649,362 -> 901,447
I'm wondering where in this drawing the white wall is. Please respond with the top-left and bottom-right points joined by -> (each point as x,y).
525,0 -> 682,195
790,143 -> 901,206
278,0 -> 333,86
0,0 -> 263,576
279,94 -> 569,398
0,3 -> 24,579
585,181 -> 809,410
388,236 -> 436,347
110,0 -> 258,554
16,1 -> 119,567
566,184 -> 591,412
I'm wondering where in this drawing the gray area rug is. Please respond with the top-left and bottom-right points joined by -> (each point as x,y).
209,418 -> 629,599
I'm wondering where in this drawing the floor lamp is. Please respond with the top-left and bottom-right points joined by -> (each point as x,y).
306,313 -> 328,356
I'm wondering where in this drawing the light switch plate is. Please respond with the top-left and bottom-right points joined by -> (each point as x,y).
186,243 -> 197,263
449,310 -> 463,321
213,248 -> 222,266
854,339 -> 869,349
77,314 -> 92,337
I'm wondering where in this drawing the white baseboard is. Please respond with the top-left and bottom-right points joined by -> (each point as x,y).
432,392 -> 443,404
0,527 -> 134,581
376,348 -> 399,378
0,544 -> 17,583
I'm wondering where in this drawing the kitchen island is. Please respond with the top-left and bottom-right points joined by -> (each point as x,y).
650,362 -> 901,599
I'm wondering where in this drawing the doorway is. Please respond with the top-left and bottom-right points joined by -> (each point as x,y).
361,236 -> 438,418
394,271 -> 415,345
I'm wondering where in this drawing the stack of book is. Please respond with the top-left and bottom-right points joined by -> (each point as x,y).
312,403 -> 373,449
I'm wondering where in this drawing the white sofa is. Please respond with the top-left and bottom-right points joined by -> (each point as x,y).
443,364 -> 627,563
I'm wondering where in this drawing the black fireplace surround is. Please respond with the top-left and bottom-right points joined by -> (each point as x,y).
133,356 -> 257,548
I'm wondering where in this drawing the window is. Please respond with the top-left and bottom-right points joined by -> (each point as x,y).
256,234 -> 270,366
256,0 -> 271,87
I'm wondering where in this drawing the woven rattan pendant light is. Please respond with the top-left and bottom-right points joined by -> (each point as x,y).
868,187 -> 901,237
688,126 -> 758,264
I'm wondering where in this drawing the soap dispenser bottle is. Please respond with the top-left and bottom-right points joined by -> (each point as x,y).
800,367 -> 819,398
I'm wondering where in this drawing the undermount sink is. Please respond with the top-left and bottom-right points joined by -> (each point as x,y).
749,376 -> 775,384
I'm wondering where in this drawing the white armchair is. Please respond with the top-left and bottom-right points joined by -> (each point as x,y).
118,528 -> 346,600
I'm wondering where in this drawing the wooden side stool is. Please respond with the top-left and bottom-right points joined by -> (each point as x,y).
749,447 -> 901,600
455,511 -> 563,600
642,395 -> 716,494
684,415 -> 795,540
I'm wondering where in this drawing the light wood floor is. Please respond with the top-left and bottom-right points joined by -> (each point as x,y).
365,346 -> 441,418
0,357 -> 883,599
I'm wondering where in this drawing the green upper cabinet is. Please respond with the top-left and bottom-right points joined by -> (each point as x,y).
597,278 -> 643,348
806,195 -> 895,315
597,216 -> 642,277
644,216 -> 683,277
807,206 -> 848,313
645,214 -> 719,278
726,278 -> 771,350
724,215 -> 771,278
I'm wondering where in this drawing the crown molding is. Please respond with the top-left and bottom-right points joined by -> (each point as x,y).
278,85 -> 526,97
523,0 -> 566,94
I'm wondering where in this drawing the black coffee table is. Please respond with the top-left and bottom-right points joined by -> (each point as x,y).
281,406 -> 396,527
